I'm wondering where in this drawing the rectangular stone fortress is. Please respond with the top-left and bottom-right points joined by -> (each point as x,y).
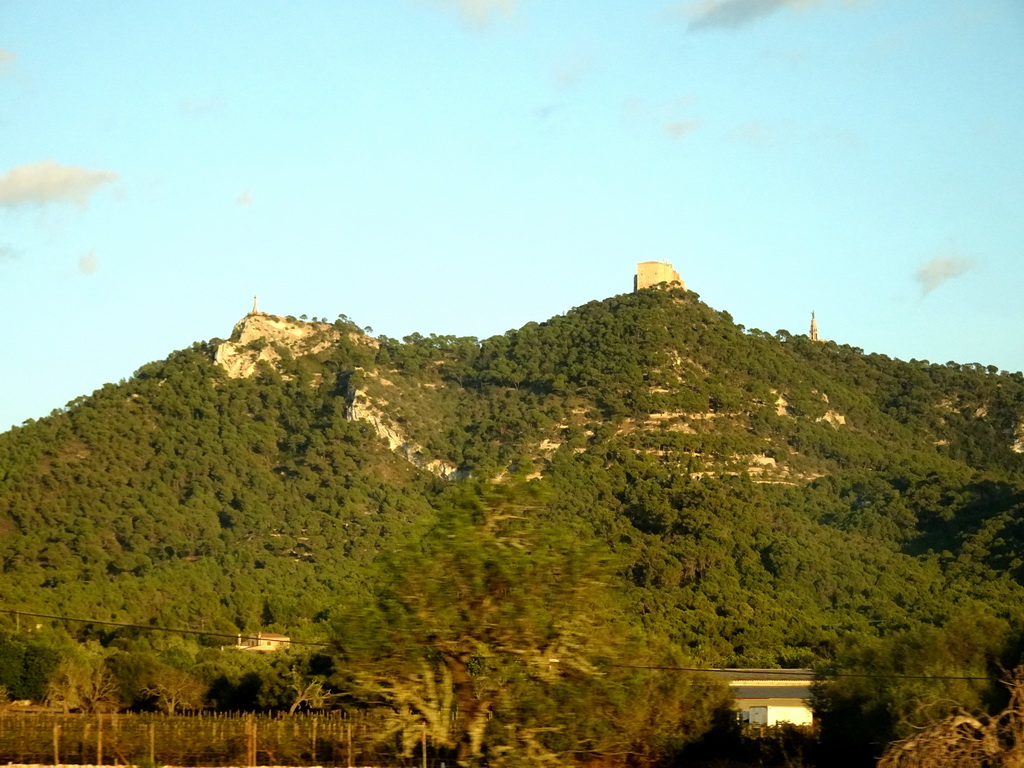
634,261 -> 684,291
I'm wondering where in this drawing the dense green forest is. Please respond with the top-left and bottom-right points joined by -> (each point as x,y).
2,287 -> 1024,766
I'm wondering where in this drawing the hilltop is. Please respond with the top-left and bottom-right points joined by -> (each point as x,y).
2,287 -> 1024,762
3,287 -> 1024,647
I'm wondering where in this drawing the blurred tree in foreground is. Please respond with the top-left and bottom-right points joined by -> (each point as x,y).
331,482 -> 729,766
878,666 -> 1024,768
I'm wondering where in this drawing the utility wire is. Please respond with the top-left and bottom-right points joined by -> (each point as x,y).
0,607 -> 996,681
0,608 -> 332,648
603,663 -> 992,682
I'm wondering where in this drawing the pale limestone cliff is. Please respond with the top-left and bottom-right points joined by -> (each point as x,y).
214,313 -> 343,379
775,393 -> 794,417
213,313 -> 460,479
817,410 -> 847,427
345,387 -> 464,480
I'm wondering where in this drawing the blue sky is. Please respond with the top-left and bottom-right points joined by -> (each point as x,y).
1,0 -> 1022,430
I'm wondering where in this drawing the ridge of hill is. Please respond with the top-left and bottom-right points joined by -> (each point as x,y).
2,287 -> 1024,674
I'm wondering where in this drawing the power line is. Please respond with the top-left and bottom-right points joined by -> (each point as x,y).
0,608 -> 332,648
603,663 -> 992,682
0,607 -> 996,682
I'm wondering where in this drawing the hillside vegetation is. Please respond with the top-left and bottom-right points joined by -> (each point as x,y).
2,287 -> 1024,765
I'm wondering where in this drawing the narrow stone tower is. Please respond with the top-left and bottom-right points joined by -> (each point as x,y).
635,261 -> 684,291
810,312 -> 819,342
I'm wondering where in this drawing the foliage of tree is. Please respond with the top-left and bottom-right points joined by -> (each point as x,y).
877,666 -> 1024,768
331,482 -> 730,766
0,632 -> 59,701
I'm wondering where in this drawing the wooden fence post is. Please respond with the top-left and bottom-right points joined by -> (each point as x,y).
52,723 -> 60,766
245,714 -> 257,767
96,714 -> 103,767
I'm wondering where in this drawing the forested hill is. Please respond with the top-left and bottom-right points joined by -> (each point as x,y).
3,285 -> 1024,676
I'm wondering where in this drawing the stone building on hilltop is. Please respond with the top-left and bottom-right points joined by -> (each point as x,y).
635,261 -> 684,291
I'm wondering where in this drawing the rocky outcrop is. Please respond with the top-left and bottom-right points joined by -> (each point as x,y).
345,387 -> 465,480
775,394 -> 794,417
214,313 -> 374,379
818,410 -> 847,427
213,314 -> 461,479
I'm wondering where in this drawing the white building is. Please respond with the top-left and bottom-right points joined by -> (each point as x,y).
235,632 -> 291,652
709,668 -> 815,727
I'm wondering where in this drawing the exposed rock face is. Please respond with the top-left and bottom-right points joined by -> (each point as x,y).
818,410 -> 847,427
213,313 -> 460,479
1013,421 -> 1024,454
775,394 -> 794,417
345,387 -> 464,480
214,313 -> 343,379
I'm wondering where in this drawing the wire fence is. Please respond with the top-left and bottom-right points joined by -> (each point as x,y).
0,710 -> 427,767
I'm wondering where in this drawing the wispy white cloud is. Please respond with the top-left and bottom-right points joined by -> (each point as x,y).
554,47 -> 595,89
0,48 -> 14,77
425,0 -> 516,26
916,248 -> 975,295
695,0 -> 800,30
734,120 -> 775,145
667,119 -> 702,138
533,104 -> 557,120
0,244 -> 16,261
236,190 -> 253,207
624,95 -> 704,140
671,0 -> 866,32
764,47 -> 809,68
78,252 -> 98,274
0,160 -> 119,210
179,96 -> 224,117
